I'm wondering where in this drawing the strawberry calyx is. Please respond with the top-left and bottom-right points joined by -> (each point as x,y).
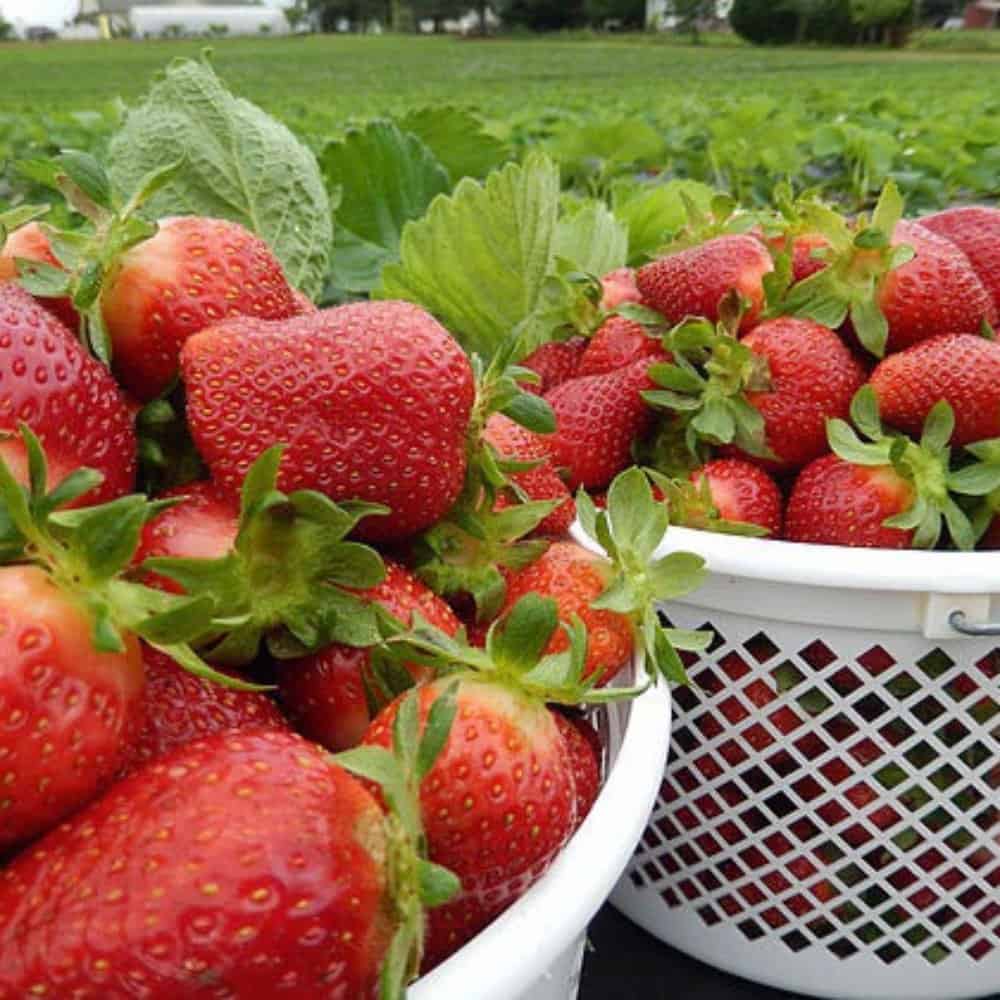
13,150 -> 183,363
0,204 -> 50,243
772,181 -> 915,357
0,424 -> 253,689
644,468 -> 769,538
828,386 -> 988,550
142,445 -> 390,665
575,466 -> 710,684
641,311 -> 776,465
654,190 -> 759,256
949,437 -> 1000,545
336,685 -> 462,999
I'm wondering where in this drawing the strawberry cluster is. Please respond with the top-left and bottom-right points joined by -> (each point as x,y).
0,155 -> 710,999
521,187 -> 1000,552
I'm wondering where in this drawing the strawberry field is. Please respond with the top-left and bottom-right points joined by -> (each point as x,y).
0,31 -> 998,1000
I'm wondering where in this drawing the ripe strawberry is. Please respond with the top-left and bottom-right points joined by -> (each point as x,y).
0,222 -> 79,331
869,333 -> 1000,446
0,730 -> 410,999
545,358 -> 655,490
501,541 -> 634,686
636,235 -> 774,333
0,283 -> 136,506
690,458 -> 783,536
101,216 -> 300,401
521,336 -> 587,395
785,454 -> 915,548
483,412 -> 574,536
919,205 -> 1000,313
181,300 -> 476,542
0,565 -> 144,850
599,267 -> 641,311
279,561 -> 460,752
576,314 -> 667,378
133,481 -> 240,593
787,232 -> 830,283
738,317 -> 866,471
122,644 -> 287,775
554,711 -> 603,829
364,677 -> 577,971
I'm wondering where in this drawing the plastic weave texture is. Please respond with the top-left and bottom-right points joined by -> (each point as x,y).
615,604 -> 999,1000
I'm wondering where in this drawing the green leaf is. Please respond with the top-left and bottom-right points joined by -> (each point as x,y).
418,859 -> 461,908
646,551 -> 707,601
41,468 -> 104,516
416,683 -> 458,782
921,400 -> 954,453
849,295 -> 889,359
399,106 -> 508,182
49,494 -> 151,581
942,497 -> 975,552
240,445 -> 284,518
871,179 -> 904,238
107,57 -> 331,298
850,385 -> 883,441
501,392 -> 555,435
827,418 -> 893,466
16,258 -> 71,298
322,121 -> 450,258
553,201 -> 628,279
133,593 -> 217,645
0,204 -> 49,242
612,179 -> 716,265
327,227 -> 395,296
487,593 -> 559,674
949,463 -> 1000,497
606,466 -> 668,565
378,153 -> 560,360
57,150 -> 113,211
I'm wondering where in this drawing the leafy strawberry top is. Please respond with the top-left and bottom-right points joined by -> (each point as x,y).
142,446 -> 389,666
0,424 -> 245,688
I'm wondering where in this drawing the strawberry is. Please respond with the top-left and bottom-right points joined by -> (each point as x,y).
690,458 -> 783,536
599,267 -> 641,311
738,317 -> 866,471
0,729 -> 432,999
122,644 -> 287,775
576,314 -> 667,378
869,333 -> 1000,446
919,205 -> 1000,313
133,481 -> 240,593
279,561 -> 460,752
0,283 -> 136,506
364,675 -> 577,970
0,222 -> 79,331
545,358 -> 656,490
553,710 -> 603,829
181,300 -> 475,542
785,453 -> 915,548
779,184 -> 996,357
636,234 -> 774,334
101,216 -> 300,401
483,412 -> 574,536
501,541 -> 635,686
520,336 -> 587,395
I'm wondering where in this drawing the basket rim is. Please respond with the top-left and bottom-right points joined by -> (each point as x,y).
571,521 -> 1000,595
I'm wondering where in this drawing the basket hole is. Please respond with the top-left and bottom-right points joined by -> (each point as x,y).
827,937 -> 860,959
796,686 -> 832,717
968,939 -> 994,961
718,650 -> 750,681
874,941 -> 905,964
673,686 -> 699,712
888,865 -> 918,890
922,943 -> 951,965
739,766 -> 770,795
929,763 -> 961,790
916,648 -> 955,680
903,923 -> 932,946
879,717 -> 914,746
822,714 -> 858,745
835,863 -> 865,889
744,631 -> 779,664
763,791 -> 797,820
781,929 -> 811,953
798,639 -> 836,669
859,885 -> 890,908
692,667 -> 725,696
857,645 -> 896,675
829,667 -> 864,696
904,740 -> 937,769
806,916 -> 835,938
949,921 -> 975,944
958,740 -> 992,770
921,806 -> 955,834
957,885 -> 986,908
696,903 -> 721,926
974,900 -> 1000,924
771,660 -> 804,692
934,718 -> 970,748
885,672 -> 922,702
853,920 -> 885,944
879,903 -> 910,928
736,918 -> 765,941
873,764 -> 908,790
672,725 -> 698,754
794,730 -> 829,760
861,847 -> 894,872
789,815 -> 821,842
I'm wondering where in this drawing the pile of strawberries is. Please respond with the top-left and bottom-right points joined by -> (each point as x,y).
525,189 -> 1000,552
0,157 -> 708,999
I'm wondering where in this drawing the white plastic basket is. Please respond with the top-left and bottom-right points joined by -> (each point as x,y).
411,664 -> 672,1000
574,525 -> 999,1000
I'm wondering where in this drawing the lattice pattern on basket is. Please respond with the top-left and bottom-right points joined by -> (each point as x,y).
626,616 -> 999,967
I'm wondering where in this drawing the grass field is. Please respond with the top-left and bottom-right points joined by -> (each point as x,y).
0,35 -> 998,216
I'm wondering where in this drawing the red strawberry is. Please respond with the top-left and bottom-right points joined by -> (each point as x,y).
636,235 -> 774,333
0,283 -> 135,505
760,229 -> 830,283
739,318 -> 866,471
279,561 -> 460,752
483,412 -> 574,536
785,454 -> 914,548
101,216 -> 300,401
576,314 -> 667,377
876,221 -> 997,353
0,222 -> 79,331
599,267 -> 641,310
919,205 -> 1000,313
521,337 -> 587,395
691,458 -> 783,536
0,730 -> 404,998
554,711 -> 603,829
501,541 -> 634,686
133,481 -> 240,593
545,358 -> 655,490
181,300 -> 476,542
363,677 -> 577,971
0,565 -> 144,851
869,333 -> 1000,446
121,645 -> 287,775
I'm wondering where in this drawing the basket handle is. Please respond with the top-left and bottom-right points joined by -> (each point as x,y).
949,609 -> 1000,637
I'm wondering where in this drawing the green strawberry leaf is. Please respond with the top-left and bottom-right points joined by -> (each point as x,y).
398,106 -> 509,183
486,593 -> 559,674
553,200 -> 628,279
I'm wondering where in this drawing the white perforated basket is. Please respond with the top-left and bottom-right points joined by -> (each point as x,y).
411,665 -> 671,1000
574,525 -> 999,1000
